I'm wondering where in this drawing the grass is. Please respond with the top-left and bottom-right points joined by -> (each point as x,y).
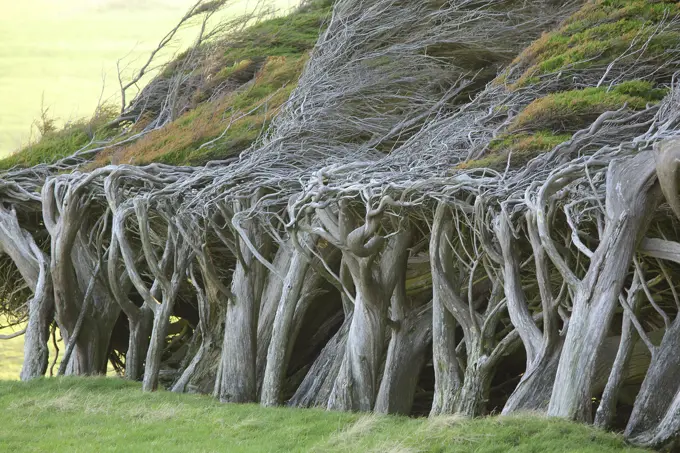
510,80 -> 667,133
0,106 -> 120,170
0,378 -> 650,453
501,0 -> 680,88
0,316 -> 65,381
0,318 -> 25,380
92,0 -> 331,166
95,55 -> 309,166
466,0 -> 680,171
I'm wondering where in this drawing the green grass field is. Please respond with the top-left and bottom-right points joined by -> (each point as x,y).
0,316 -> 64,380
0,378 -> 649,453
0,320 -> 24,380
0,0 -> 297,156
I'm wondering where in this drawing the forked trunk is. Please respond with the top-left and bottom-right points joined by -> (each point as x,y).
375,302 -> 431,415
548,153 -> 660,421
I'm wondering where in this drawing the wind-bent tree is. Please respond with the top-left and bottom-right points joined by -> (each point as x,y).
5,0 -> 680,449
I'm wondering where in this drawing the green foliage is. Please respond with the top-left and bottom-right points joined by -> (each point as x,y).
502,0 -> 680,88
99,55 -> 304,166
459,131 -> 572,171
222,7 -> 328,62
462,80 -> 665,171
511,81 -> 667,133
0,378 -> 650,453
0,107 -> 119,170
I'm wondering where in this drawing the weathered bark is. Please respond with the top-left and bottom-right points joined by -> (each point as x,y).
455,347 -> 495,417
503,341 -> 563,413
0,206 -> 55,380
625,317 -> 680,438
327,224 -> 411,412
171,252 -> 226,393
288,317 -> 351,408
61,238 -> 121,376
594,274 -> 643,429
502,212 -> 562,414
126,308 -> 153,381
143,242 -> 191,390
255,246 -> 292,390
429,205 -> 462,416
217,205 -> 269,403
327,279 -> 388,411
622,140 -> 680,446
375,301 -> 432,415
261,245 -> 311,406
21,280 -> 54,380
495,213 -> 542,366
548,152 -> 661,421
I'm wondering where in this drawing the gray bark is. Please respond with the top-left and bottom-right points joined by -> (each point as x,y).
288,317 -> 350,408
375,301 -> 432,415
217,208 -> 268,403
548,152 -> 661,421
261,245 -> 311,406
327,226 -> 411,412
429,205 -> 462,416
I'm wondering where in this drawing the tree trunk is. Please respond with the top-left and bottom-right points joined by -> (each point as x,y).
430,207 -> 462,416
595,299 -> 640,428
375,302 -> 432,415
62,318 -> 114,375
21,288 -> 54,380
625,317 -> 680,438
327,284 -> 387,411
261,248 -> 311,406
548,153 -> 660,422
255,246 -> 292,391
20,253 -> 54,380
454,340 -> 495,417
126,307 -> 153,381
0,206 -> 54,380
217,234 -> 266,402
502,340 -> 563,413
289,317 -> 350,408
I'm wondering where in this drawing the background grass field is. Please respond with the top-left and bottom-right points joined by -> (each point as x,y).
0,318 -> 25,380
0,0 -> 297,156
0,378 -> 650,453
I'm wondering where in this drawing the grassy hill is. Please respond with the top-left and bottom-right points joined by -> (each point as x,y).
0,378 -> 649,453
0,0 -> 328,170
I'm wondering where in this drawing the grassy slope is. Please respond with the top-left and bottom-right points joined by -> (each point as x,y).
0,378 -> 649,453
0,0 -> 330,170
461,0 -> 680,170
95,1 -> 331,167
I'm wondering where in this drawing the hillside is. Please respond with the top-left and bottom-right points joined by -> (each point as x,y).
0,378 -> 649,453
2,0 -> 680,451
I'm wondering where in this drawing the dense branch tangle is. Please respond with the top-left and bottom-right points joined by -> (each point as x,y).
5,0 -> 680,449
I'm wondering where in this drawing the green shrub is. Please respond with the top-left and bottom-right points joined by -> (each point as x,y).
510,81 -> 666,133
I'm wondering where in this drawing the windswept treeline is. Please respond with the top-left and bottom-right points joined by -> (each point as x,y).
4,0 -> 680,449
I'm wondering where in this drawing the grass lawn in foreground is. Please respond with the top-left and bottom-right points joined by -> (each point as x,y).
0,377 -> 648,453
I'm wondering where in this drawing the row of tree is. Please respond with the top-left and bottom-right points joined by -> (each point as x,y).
3,0 -> 680,449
